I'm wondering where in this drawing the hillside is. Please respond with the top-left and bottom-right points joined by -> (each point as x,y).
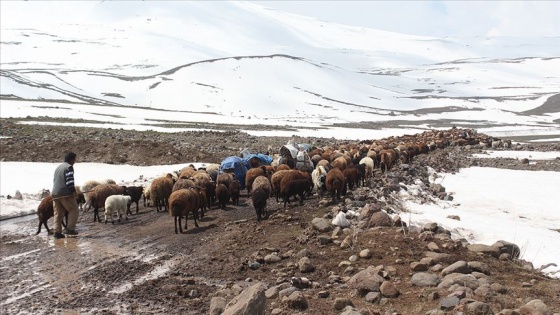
1,1 -> 559,140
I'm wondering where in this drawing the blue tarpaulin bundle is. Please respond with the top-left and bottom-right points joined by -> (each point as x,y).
243,153 -> 273,166
220,156 -> 248,189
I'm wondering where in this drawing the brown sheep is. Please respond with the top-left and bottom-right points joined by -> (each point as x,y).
179,168 -> 196,180
35,195 -> 67,235
193,186 -> 207,218
173,178 -> 195,192
252,175 -> 272,198
229,179 -> 241,206
251,188 -> 268,221
281,179 -> 311,208
192,172 -> 212,187
245,166 -> 267,193
150,176 -> 174,212
204,181 -> 216,209
217,173 -> 234,190
331,156 -> 348,171
326,168 -> 346,203
271,170 -> 290,202
169,188 -> 199,234
89,184 -> 127,222
379,149 -> 396,173
343,167 -> 360,191
124,186 -> 144,215
216,184 -> 230,210
280,170 -> 313,203
276,164 -> 290,171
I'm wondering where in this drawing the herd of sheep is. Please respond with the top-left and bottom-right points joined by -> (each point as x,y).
36,127 -> 498,235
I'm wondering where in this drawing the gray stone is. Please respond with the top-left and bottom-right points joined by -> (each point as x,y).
347,265 -> 385,295
365,291 -> 381,303
493,240 -> 521,259
490,283 -> 507,294
379,281 -> 399,298
284,291 -> 308,311
209,297 -> 227,315
264,253 -> 282,264
441,261 -> 470,276
468,261 -> 490,275
318,235 -> 333,245
475,284 -> 495,297
278,287 -> 297,299
410,262 -> 429,272
298,257 -> 315,273
341,235 -> 353,249
369,211 -> 392,227
467,244 -> 501,258
466,301 -> 494,315
438,273 -> 480,290
411,272 -> 440,287
318,291 -> 330,298
340,309 -> 362,315
311,217 -> 333,233
349,255 -> 358,262
359,249 -> 372,259
439,296 -> 460,311
427,242 -> 441,252
519,299 -> 552,315
333,297 -> 354,310
424,251 -> 453,264
270,308 -> 283,315
222,282 -> 266,315
431,264 -> 444,272
447,215 -> 460,221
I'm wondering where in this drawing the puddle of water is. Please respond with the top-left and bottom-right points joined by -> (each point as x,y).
2,248 -> 40,261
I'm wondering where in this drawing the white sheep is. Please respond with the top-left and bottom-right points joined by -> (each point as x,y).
359,157 -> 374,185
104,195 -> 131,224
311,165 -> 328,197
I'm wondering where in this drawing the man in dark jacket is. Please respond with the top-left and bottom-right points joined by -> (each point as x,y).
52,152 -> 79,239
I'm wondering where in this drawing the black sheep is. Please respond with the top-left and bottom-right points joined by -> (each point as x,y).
251,188 -> 268,221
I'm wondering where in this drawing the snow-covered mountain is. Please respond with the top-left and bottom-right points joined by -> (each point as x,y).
1,1 -> 559,139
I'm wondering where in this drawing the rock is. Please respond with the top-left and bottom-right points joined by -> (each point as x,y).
341,235 -> 353,249
410,262 -> 429,272
428,291 -> 440,301
441,261 -> 470,276
369,211 -> 392,227
492,240 -> 521,259
284,291 -> 308,311
521,158 -> 529,164
430,184 -> 445,194
209,297 -> 227,315
475,284 -> 495,297
468,261 -> 490,275
270,309 -> 283,315
332,226 -> 343,238
496,310 -> 521,315
294,250 -> 310,260
466,301 -> 493,315
427,242 -> 440,252
519,299 -> 552,315
311,218 -> 333,233
264,253 -> 282,264
424,251 -> 453,264
291,277 -> 311,289
318,235 -> 333,245
431,264 -> 443,272
490,283 -> 507,294
318,291 -> 330,298
499,253 -> 512,261
333,298 -> 354,310
365,291 -> 381,303
522,282 -> 533,288
298,257 -> 315,273
438,273 -> 480,290
278,287 -> 297,299
467,244 -> 501,258
13,190 -> 23,200
379,281 -> 399,298
340,309 -> 362,315
265,286 -> 280,299
347,265 -> 385,296
222,282 -> 266,315
411,272 -> 440,287
447,215 -> 460,221
360,203 -> 381,220
359,249 -> 372,259
439,296 -> 460,311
